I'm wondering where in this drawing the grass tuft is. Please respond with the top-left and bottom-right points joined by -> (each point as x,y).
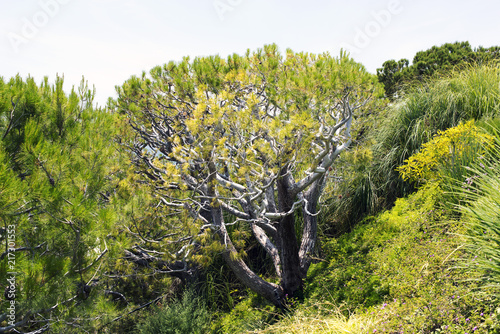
251,301 -> 377,334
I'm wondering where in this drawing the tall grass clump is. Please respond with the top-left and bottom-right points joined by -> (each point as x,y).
453,123 -> 500,298
252,301 -> 378,334
320,146 -> 380,235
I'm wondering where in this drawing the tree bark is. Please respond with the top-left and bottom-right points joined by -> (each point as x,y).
276,169 -> 303,298
208,161 -> 284,306
299,176 -> 324,277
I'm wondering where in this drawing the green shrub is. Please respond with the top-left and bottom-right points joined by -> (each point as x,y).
136,289 -> 211,334
213,292 -> 277,334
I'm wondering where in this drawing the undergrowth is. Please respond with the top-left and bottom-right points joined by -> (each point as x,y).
219,182 -> 499,333
308,183 -> 498,333
136,289 -> 212,334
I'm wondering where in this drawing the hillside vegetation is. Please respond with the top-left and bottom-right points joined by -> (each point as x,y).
207,64 -> 500,333
1,43 -> 499,334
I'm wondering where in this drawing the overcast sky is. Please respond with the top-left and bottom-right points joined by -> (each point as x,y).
1,0 -> 499,106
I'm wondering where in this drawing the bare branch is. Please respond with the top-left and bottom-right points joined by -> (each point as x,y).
264,198 -> 303,220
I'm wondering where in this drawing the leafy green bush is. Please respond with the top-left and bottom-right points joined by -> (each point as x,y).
136,289 -> 211,334
212,292 -> 277,334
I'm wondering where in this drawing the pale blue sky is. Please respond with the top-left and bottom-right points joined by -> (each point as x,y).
1,0 -> 499,106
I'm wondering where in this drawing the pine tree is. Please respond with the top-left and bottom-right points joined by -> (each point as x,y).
0,75 -> 129,332
116,45 -> 381,306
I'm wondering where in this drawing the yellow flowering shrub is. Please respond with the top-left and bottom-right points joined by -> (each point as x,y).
396,121 -> 494,183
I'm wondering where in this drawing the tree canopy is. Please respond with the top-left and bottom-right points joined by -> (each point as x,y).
377,41 -> 500,99
116,45 -> 381,305
0,75 -> 128,332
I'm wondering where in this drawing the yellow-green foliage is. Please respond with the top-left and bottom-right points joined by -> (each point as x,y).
252,301 -> 377,334
396,120 -> 494,183
132,47 -> 381,189
214,293 -> 276,333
